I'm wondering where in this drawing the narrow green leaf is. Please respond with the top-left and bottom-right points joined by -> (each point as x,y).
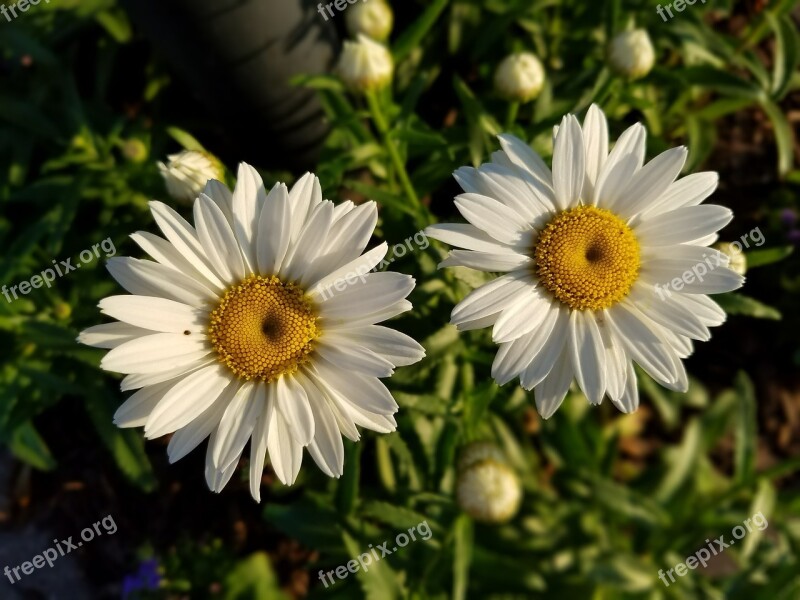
745,245 -> 793,269
9,421 -> 56,471
760,98 -> 795,176
734,371 -> 757,485
84,391 -> 157,492
452,514 -> 473,600
166,127 -> 207,152
222,553 -> 287,600
768,13 -> 800,99
392,0 -> 449,62
714,293 -> 782,320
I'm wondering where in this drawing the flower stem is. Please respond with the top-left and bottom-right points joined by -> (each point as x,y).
365,90 -> 425,219
505,101 -> 520,131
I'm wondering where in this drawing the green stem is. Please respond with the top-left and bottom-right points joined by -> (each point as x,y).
365,90 -> 425,222
505,101 -> 520,131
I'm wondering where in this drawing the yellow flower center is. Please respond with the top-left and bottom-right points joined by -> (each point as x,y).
534,205 -> 640,311
208,275 -> 320,382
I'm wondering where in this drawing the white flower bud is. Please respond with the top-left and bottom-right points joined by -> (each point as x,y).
158,150 -> 224,205
345,0 -> 393,42
714,242 -> 748,275
457,441 -> 507,473
494,52 -> 545,103
608,29 -> 655,80
337,34 -> 394,92
456,459 -> 522,524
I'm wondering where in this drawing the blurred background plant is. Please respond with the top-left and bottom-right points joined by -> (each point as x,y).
1,0 -> 799,598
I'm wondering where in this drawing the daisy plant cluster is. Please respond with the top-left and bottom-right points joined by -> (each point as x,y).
5,1 -> 800,597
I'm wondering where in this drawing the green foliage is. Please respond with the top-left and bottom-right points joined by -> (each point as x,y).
2,0 -> 800,598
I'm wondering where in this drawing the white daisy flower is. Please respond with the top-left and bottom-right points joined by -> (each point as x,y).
426,105 -> 743,418
79,165 -> 425,500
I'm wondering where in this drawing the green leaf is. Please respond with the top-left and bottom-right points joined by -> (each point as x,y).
84,391 -> 157,492
361,501 -> 434,532
452,514 -> 473,600
655,418 -> 702,503
8,421 -> 56,471
342,530 -> 403,600
746,245 -> 793,269
768,13 -> 800,99
760,98 -> 796,176
264,498 -> 344,553
94,9 -> 133,43
392,0 -> 450,62
678,66 -> 763,100
0,95 -> 61,139
685,115 -> 716,172
166,127 -> 207,152
734,371 -> 757,486
741,479 -> 776,562
222,552 -> 287,600
336,441 -> 361,516
714,293 -> 782,320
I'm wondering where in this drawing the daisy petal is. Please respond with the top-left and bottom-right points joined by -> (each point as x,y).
256,183 -> 292,275
168,384 -> 235,463
78,322 -> 152,349
268,410 -> 304,485
276,375 -> 315,446
194,194 -> 246,284
635,205 -> 733,246
552,114 -> 585,210
568,310 -> 606,405
230,163 -> 266,271
534,343 -> 573,419
144,365 -> 232,439
100,332 -> 211,374
583,104 -> 608,202
613,146 -> 687,218
98,296 -> 206,334
212,381 -> 262,470
114,379 -> 177,428
305,379 -> 345,478
249,383 -> 274,502
594,123 -> 646,209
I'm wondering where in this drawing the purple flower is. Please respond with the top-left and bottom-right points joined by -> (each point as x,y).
122,559 -> 161,599
780,208 -> 797,227
787,229 -> 800,245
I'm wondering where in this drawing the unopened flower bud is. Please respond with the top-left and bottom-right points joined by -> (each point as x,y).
121,139 -> 148,164
157,150 -> 224,205
456,458 -> 522,524
714,242 -> 748,276
494,52 -> 545,103
608,29 -> 655,80
346,0 -> 393,42
457,441 -> 507,473
337,34 -> 393,92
